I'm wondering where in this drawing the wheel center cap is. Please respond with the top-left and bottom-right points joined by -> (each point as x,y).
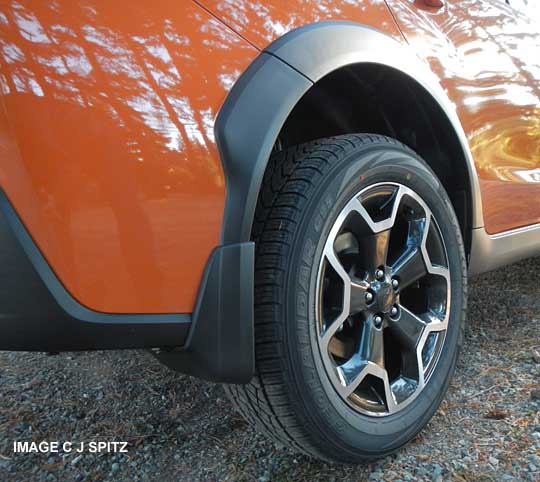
372,281 -> 395,313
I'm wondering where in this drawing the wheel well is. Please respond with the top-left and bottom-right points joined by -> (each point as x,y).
274,64 -> 472,257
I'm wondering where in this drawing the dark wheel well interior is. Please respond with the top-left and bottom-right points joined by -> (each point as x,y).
274,63 -> 472,257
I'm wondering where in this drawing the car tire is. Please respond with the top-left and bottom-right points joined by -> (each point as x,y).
225,134 -> 467,463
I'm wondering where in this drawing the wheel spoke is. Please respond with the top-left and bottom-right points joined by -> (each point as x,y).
389,305 -> 427,349
428,264 -> 451,284
338,359 -> 397,413
391,247 -> 427,290
357,229 -> 391,273
348,187 -> 405,272
407,217 -> 428,246
352,185 -> 405,232
338,358 -> 371,397
383,371 -> 398,413
389,306 -> 428,385
359,316 -> 385,367
350,278 -> 370,314
337,317 -> 394,406
390,376 -> 419,406
324,242 -> 350,283
391,215 -> 429,289
320,247 -> 352,349
320,314 -> 350,353
424,310 -> 448,332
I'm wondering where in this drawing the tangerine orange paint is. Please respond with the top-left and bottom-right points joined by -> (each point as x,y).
0,0 -> 539,314
385,0 -> 540,234
0,1 -> 256,313
0,0 -> 402,313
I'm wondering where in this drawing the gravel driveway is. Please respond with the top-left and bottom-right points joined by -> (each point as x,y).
1,258 -> 539,482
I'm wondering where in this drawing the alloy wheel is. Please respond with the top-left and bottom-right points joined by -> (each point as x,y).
316,182 -> 451,416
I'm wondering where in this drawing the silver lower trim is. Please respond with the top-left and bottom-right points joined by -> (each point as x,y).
469,224 -> 540,276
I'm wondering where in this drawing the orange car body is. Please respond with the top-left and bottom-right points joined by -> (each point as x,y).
0,0 -> 538,377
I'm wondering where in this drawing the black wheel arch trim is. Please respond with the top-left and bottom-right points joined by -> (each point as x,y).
215,20 -> 484,247
216,52 -> 312,244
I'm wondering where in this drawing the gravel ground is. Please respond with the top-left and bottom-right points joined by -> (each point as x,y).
1,258 -> 539,482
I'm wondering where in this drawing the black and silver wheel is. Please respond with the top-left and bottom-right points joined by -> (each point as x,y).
226,134 -> 467,463
317,182 -> 450,417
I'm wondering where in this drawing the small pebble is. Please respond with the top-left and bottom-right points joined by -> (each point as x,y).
529,454 -> 540,465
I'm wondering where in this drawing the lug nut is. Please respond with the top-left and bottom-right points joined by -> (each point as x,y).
390,306 -> 399,318
373,315 -> 383,327
365,291 -> 374,303
375,269 -> 385,280
392,278 -> 399,289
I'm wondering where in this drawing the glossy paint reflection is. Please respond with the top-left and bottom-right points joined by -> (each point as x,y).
385,0 -> 540,233
200,0 -> 404,47
0,1 -> 257,313
1,0 -> 539,314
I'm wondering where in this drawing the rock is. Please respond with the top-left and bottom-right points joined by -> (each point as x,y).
531,390 -> 540,401
485,408 -> 509,420
71,455 -> 82,466
529,455 -> 540,465
369,471 -> 384,481
416,466 -> 429,477
258,471 -> 270,482
529,464 -> 537,472
111,462 -> 120,473
489,456 -> 499,466
532,350 -> 540,364
15,422 -> 30,431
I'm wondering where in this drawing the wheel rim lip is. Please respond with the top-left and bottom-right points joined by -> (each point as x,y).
314,181 -> 451,418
